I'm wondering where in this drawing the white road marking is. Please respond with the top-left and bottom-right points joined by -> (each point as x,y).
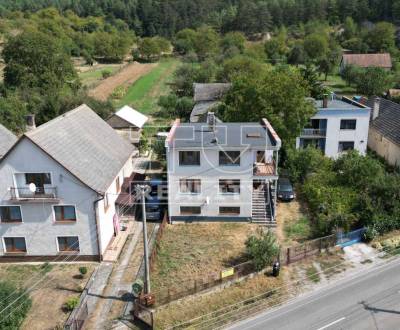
316,317 -> 346,330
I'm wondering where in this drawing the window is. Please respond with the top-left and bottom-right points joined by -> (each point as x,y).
4,237 -> 26,253
340,119 -> 357,130
116,176 -> 120,193
25,173 -> 51,185
180,206 -> 201,215
0,206 -> 22,223
54,205 -> 76,222
57,236 -> 80,252
219,180 -> 240,194
338,141 -> 355,152
179,151 -> 200,166
219,207 -> 240,215
179,179 -> 201,194
219,151 -> 241,166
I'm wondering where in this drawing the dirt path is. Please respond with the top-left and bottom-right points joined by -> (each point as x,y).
88,62 -> 157,101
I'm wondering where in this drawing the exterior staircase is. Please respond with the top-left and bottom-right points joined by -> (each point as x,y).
251,185 -> 276,226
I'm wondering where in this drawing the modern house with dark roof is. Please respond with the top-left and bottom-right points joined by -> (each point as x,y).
0,105 -> 136,261
340,53 -> 392,73
296,96 -> 371,158
0,124 -> 17,159
165,113 -> 281,225
365,97 -> 400,167
190,83 -> 231,123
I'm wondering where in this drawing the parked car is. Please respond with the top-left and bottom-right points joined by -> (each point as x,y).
136,179 -> 167,221
277,178 -> 295,202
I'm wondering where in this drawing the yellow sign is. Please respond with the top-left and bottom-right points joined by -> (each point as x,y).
221,267 -> 234,279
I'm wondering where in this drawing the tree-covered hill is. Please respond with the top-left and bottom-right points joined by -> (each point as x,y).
0,0 -> 400,37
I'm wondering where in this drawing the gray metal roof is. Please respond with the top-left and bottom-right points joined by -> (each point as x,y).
25,104 -> 134,193
365,98 -> 400,146
193,83 -> 231,102
314,99 -> 366,110
190,101 -> 219,123
0,124 -> 17,158
171,122 -> 275,149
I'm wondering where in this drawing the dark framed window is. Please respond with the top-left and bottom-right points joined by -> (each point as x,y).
338,141 -> 355,152
25,173 -> 51,185
219,151 -> 241,166
219,179 -> 240,194
219,207 -> 240,215
179,179 -> 201,194
180,206 -> 201,215
179,151 -> 200,166
4,237 -> 26,253
340,119 -> 357,130
54,205 -> 76,222
57,236 -> 80,252
0,206 -> 22,223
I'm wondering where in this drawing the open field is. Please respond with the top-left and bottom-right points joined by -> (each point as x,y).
0,263 -> 96,330
320,73 -> 357,96
78,64 -> 123,87
151,222 -> 260,293
116,58 -> 180,115
88,62 -> 157,101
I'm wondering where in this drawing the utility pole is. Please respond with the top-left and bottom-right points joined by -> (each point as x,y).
136,184 -> 151,294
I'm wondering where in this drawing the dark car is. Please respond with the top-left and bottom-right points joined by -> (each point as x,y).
136,179 -> 168,221
277,178 -> 295,202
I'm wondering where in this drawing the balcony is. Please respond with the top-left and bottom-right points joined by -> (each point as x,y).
253,162 -> 276,177
10,187 -> 58,202
301,128 -> 327,137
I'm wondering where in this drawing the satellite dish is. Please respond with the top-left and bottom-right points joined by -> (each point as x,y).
206,196 -> 210,205
29,183 -> 36,193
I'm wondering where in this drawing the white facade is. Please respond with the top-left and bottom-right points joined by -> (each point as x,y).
296,98 -> 371,158
0,138 -> 133,260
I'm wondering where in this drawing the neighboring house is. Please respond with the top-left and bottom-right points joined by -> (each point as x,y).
0,104 -> 135,261
339,53 -> 392,73
296,96 -> 371,158
166,113 -> 281,225
190,83 -> 231,123
0,124 -> 17,159
107,105 -> 148,147
365,97 -> 400,167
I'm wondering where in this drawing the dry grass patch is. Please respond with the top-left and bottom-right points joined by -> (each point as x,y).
151,223 -> 259,292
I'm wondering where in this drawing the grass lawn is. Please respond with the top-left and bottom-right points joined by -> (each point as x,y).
0,263 -> 96,329
78,64 -> 122,87
116,58 -> 180,116
320,73 -> 357,96
151,223 -> 260,294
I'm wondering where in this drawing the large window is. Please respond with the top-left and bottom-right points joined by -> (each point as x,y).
179,179 -> 201,194
54,205 -> 76,222
180,206 -> 201,215
25,173 -> 51,185
219,207 -> 240,215
219,151 -> 241,166
4,237 -> 26,253
340,119 -> 357,130
57,236 -> 80,252
179,151 -> 200,166
0,206 -> 22,223
338,141 -> 355,152
219,179 -> 240,194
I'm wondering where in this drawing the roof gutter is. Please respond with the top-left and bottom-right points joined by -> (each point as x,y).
93,194 -> 105,262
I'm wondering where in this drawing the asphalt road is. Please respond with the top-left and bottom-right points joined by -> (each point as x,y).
228,258 -> 400,330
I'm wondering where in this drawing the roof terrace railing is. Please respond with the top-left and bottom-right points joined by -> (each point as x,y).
301,128 -> 327,137
10,187 -> 58,200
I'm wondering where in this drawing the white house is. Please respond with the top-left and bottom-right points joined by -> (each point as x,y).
165,113 -> 281,225
296,96 -> 371,158
0,105 -> 135,261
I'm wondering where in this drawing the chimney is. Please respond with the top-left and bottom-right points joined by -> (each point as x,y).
373,97 -> 380,120
322,94 -> 329,108
25,114 -> 36,132
207,112 -> 216,131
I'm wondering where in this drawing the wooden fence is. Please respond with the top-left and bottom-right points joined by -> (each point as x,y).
149,212 -> 168,272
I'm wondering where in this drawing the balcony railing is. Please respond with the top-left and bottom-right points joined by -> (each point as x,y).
301,128 -> 327,137
10,187 -> 58,200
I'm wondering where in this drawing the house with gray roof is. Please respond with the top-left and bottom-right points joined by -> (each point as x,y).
365,97 -> 400,167
0,104 -> 135,261
0,124 -> 17,159
165,113 -> 281,225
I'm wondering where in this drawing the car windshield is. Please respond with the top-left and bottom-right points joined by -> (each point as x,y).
279,184 -> 292,192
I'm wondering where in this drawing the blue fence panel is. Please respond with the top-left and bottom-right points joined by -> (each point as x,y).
336,228 -> 366,247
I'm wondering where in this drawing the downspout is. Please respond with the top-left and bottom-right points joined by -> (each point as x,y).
94,194 -> 105,262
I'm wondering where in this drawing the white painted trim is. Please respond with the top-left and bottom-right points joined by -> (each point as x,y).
2,236 -> 27,253
0,205 -> 23,223
52,204 -> 78,223
55,235 -> 80,253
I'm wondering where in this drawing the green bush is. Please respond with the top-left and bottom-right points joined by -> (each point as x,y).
79,267 -> 88,276
110,85 -> 127,99
101,69 -> 112,79
0,281 -> 31,329
64,296 -> 79,312
363,226 -> 378,242
245,230 -> 279,271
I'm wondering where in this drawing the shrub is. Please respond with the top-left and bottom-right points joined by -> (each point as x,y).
245,230 -> 279,271
101,69 -> 112,79
363,226 -> 378,243
110,85 -> 127,99
79,267 -> 88,276
0,281 -> 31,329
64,296 -> 79,312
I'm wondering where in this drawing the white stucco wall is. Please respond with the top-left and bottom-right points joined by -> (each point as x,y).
0,139 -> 99,257
368,128 -> 400,167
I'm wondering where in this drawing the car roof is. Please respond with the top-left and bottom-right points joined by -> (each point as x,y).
278,177 -> 292,185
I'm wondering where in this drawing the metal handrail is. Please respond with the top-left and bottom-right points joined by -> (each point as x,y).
301,128 -> 327,136
10,187 -> 57,199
